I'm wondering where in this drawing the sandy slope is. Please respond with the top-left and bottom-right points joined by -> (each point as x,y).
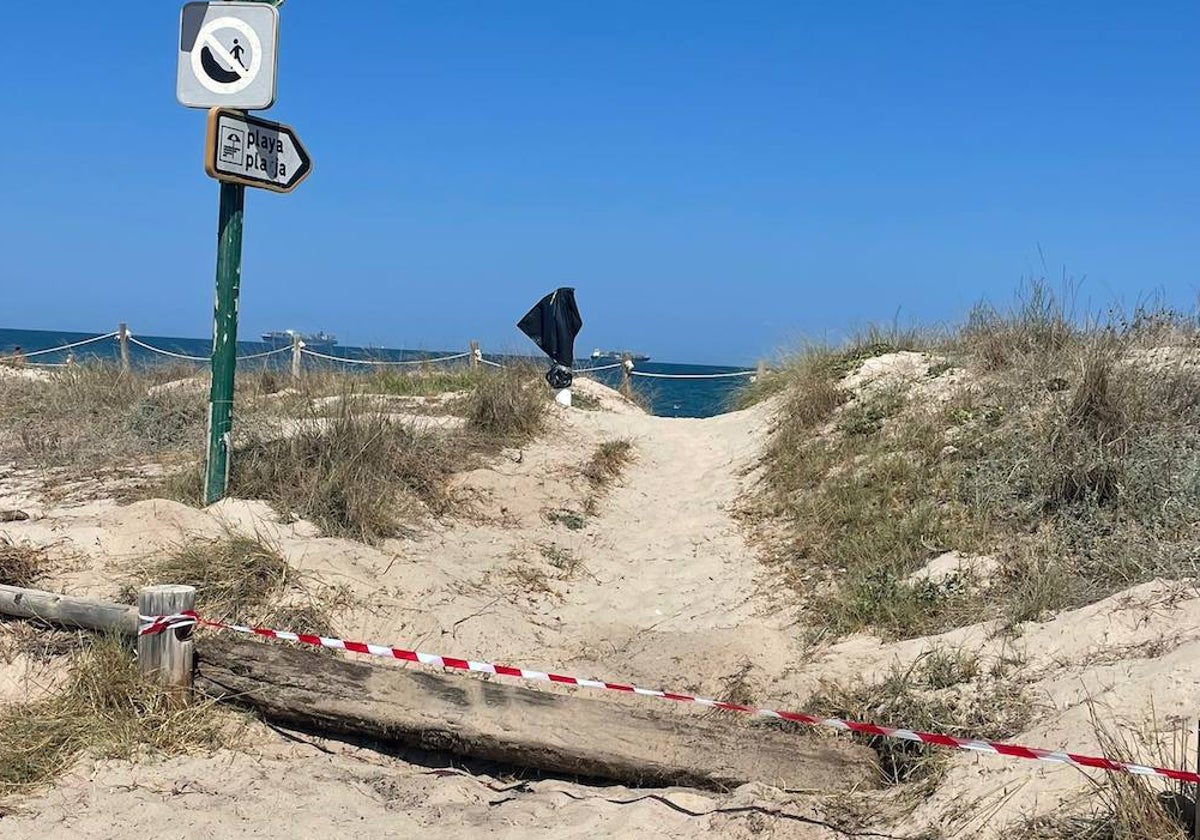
1,382 -> 844,839
2,373 -> 1199,838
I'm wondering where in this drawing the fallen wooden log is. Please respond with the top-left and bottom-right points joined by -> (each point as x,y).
0,585 -> 879,791
196,635 -> 877,792
0,584 -> 137,635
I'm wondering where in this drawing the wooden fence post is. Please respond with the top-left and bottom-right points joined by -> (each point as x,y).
291,332 -> 303,381
1194,718 -> 1199,840
469,340 -> 480,370
137,585 -> 196,701
118,323 -> 130,372
620,354 -> 634,397
756,359 -> 767,378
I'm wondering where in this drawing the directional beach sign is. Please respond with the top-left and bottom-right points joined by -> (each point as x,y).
178,2 -> 279,109
205,109 -> 312,193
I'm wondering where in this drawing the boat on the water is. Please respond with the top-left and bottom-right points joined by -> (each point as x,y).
591,348 -> 650,362
262,330 -> 338,349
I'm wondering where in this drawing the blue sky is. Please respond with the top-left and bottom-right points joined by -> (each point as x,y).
1,1 -> 1196,364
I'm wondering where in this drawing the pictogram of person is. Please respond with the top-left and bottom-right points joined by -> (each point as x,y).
229,38 -> 247,69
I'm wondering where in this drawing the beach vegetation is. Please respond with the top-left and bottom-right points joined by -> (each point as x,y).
747,283 -> 1200,639
120,535 -> 345,634
0,635 -> 229,812
1011,715 -> 1190,839
581,439 -> 635,489
220,406 -> 463,542
461,364 -> 548,443
0,361 -> 555,539
0,539 -> 49,588
802,647 -> 1032,787
0,364 -> 207,468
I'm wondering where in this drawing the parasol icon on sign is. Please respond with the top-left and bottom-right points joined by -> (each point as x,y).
220,128 -> 245,164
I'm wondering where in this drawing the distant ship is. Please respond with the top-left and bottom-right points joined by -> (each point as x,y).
591,348 -> 650,362
262,330 -> 338,349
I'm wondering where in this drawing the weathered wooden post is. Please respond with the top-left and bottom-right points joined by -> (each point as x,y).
469,340 -> 480,370
291,332 -> 303,381
1194,719 -> 1200,840
620,354 -> 634,397
137,584 -> 196,701
756,359 -> 766,378
118,323 -> 131,372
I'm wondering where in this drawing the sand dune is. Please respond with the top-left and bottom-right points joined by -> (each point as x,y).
2,375 -> 1196,838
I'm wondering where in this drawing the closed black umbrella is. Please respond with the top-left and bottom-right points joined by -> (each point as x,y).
517,288 -> 583,389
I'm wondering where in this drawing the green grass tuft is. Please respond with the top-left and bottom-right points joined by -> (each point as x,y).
462,366 -> 549,443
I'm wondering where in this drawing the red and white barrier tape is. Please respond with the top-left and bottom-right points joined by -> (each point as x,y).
138,612 -> 199,636
139,611 -> 1200,785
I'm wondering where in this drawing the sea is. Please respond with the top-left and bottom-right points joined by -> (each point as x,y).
0,327 -> 754,419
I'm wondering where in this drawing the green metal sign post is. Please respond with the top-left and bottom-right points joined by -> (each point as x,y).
203,181 -> 246,505
198,108 -> 310,505
180,4 -> 310,506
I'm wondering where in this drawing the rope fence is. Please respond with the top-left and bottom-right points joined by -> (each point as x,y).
232,346 -> 293,361
4,325 -> 770,394
131,337 -> 294,363
574,361 -> 626,373
630,369 -> 756,380
17,331 -> 119,359
300,347 -> 473,366
476,358 -> 756,378
128,336 -> 211,362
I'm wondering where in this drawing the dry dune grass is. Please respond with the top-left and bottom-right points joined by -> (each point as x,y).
256,365 -> 490,407
581,438 -> 635,489
747,283 -> 1200,639
0,536 -> 337,810
0,364 -> 207,467
735,322 -> 930,411
1017,781 -> 1189,840
460,364 -> 548,442
804,647 -> 1033,787
369,367 -> 488,398
0,636 -> 228,813
0,362 -> 545,468
122,535 -> 347,635
224,408 -> 465,541
0,361 -> 552,541
1012,718 -> 1192,839
217,366 -> 548,540
0,539 -> 50,588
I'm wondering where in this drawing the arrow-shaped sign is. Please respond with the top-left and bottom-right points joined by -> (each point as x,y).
205,108 -> 312,193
